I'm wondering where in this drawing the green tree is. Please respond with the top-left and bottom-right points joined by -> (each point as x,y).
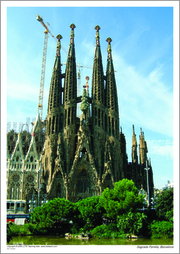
30,198 -> 79,233
77,196 -> 105,229
150,220 -> 173,238
155,188 -> 173,221
117,211 -> 147,236
100,179 -> 144,222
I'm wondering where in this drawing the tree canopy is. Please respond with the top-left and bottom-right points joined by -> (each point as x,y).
155,188 -> 173,220
30,198 -> 79,229
77,196 -> 105,227
99,179 -> 144,221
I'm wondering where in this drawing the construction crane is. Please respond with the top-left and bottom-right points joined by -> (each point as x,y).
36,14 -> 67,121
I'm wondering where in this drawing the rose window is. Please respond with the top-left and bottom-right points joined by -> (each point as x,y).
12,174 -> 19,182
27,175 -> 34,183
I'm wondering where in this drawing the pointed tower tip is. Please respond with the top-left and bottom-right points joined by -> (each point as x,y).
106,37 -> 112,43
70,24 -> 76,44
132,124 -> 135,135
106,37 -> 112,58
95,25 -> 101,46
70,23 -> 76,30
56,34 -> 62,54
56,34 -> 63,41
95,25 -> 101,31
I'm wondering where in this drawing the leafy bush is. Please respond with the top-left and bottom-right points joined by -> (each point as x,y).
30,198 -> 79,230
77,196 -> 105,229
28,224 -> 48,235
117,211 -> 147,236
7,223 -> 13,243
90,223 -> 126,239
100,179 -> 144,222
150,220 -> 173,238
155,188 -> 173,221
7,224 -> 31,236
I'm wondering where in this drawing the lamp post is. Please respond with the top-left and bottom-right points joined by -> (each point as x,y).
144,160 -> 150,207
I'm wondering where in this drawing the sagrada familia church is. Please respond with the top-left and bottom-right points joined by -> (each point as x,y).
6,24 -> 154,208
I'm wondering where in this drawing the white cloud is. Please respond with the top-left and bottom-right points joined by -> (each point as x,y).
147,139 -> 173,158
113,53 -> 173,137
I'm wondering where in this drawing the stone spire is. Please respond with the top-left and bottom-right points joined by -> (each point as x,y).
139,128 -> 148,165
46,34 -> 63,135
105,37 -> 118,111
63,24 -> 77,175
132,125 -> 138,163
53,34 -> 63,70
92,25 -> 104,104
64,23 -> 77,105
68,23 -> 76,57
105,37 -> 119,137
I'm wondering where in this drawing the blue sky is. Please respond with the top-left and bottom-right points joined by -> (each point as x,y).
2,2 -> 179,191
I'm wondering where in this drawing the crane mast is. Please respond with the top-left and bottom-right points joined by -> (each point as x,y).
37,14 -> 52,121
37,14 -> 67,121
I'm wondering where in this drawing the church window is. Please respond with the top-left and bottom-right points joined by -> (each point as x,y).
65,110 -> 67,126
98,109 -> 100,126
68,108 -> 71,125
56,116 -> 58,133
77,170 -> 89,194
60,113 -> 63,130
30,156 -> 33,162
52,116 -> 55,133
105,114 -> 107,131
56,183 -> 61,198
49,118 -> 51,135
112,118 -> 114,135
109,117 -> 111,135
16,156 -> 19,162
61,91 -> 63,105
72,107 -> 74,124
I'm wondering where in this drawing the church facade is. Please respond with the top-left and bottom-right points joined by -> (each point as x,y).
6,24 -> 154,208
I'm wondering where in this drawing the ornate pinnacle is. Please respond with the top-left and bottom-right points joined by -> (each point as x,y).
70,23 -> 76,43
56,34 -> 62,56
132,124 -> 135,135
56,34 -> 63,41
106,37 -> 112,58
95,25 -> 101,45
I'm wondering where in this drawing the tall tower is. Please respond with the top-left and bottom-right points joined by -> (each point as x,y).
139,128 -> 148,165
105,37 -> 119,139
132,125 -> 138,164
63,24 -> 77,175
42,34 -> 63,187
104,37 -> 121,181
91,25 -> 106,177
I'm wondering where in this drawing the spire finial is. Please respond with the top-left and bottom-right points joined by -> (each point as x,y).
106,37 -> 112,58
95,25 -> 101,45
70,23 -> 76,44
56,34 -> 62,56
140,127 -> 142,134
132,124 -> 135,135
